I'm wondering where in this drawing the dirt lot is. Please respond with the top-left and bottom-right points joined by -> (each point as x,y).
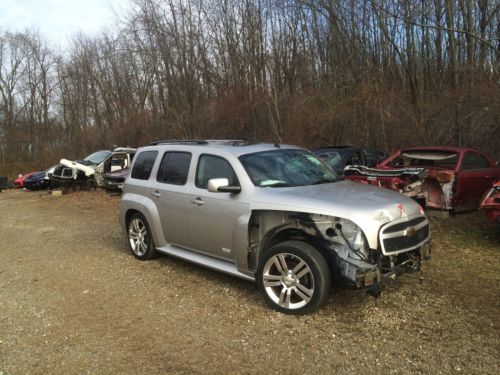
0,190 -> 499,374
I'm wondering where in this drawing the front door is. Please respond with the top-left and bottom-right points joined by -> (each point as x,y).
187,154 -> 249,260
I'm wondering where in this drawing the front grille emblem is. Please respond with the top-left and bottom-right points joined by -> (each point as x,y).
405,227 -> 416,237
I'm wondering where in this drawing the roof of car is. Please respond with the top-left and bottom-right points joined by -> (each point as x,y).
143,140 -> 303,157
314,146 -> 363,152
112,147 -> 136,153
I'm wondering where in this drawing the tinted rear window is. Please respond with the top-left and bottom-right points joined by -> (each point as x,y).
131,151 -> 158,180
157,152 -> 192,185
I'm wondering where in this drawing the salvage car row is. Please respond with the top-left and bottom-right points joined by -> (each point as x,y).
9,142 -> 500,223
12,148 -> 135,191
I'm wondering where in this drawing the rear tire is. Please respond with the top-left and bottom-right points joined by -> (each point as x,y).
127,213 -> 157,260
257,240 -> 331,315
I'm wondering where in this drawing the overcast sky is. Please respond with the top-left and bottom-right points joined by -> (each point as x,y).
0,0 -> 131,48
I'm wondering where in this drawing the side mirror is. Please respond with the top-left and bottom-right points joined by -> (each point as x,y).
207,178 -> 241,193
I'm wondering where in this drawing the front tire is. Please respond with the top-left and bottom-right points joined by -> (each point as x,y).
257,241 -> 331,315
127,213 -> 156,260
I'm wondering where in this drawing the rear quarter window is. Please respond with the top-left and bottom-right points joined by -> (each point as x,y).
131,151 -> 158,180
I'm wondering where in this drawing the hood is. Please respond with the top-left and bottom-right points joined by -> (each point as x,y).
60,159 -> 95,176
254,180 -> 420,217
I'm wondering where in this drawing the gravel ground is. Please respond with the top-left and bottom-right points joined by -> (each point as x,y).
0,189 -> 499,374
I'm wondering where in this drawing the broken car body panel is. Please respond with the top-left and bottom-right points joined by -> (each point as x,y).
104,168 -> 130,190
344,147 -> 499,211
480,181 -> 500,223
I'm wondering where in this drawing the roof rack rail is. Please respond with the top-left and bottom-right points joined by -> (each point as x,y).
149,140 -> 209,146
205,139 -> 259,146
149,139 -> 260,146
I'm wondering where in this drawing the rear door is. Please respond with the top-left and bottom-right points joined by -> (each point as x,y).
150,151 -> 193,248
454,151 -> 497,211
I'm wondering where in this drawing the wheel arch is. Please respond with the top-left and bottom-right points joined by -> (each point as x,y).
119,195 -> 166,246
248,210 -> 336,273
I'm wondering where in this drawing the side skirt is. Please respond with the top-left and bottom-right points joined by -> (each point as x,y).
156,244 -> 255,282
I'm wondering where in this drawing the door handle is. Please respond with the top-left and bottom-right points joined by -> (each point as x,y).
152,190 -> 162,198
191,197 -> 205,206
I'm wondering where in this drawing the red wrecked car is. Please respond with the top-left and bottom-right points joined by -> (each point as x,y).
13,172 -> 36,189
344,147 -> 500,212
480,181 -> 500,223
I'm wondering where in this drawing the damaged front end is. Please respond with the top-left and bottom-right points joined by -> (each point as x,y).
252,211 -> 431,294
313,213 -> 431,291
49,159 -> 97,190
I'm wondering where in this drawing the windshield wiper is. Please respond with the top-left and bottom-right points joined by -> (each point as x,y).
262,181 -> 293,187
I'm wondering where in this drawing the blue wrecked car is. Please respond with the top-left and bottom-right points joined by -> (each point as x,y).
24,166 -> 57,190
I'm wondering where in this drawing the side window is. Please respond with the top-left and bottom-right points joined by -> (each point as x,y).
196,155 -> 239,189
345,151 -> 363,166
364,149 -> 386,167
157,152 -> 192,185
316,151 -> 342,169
131,151 -> 158,180
461,152 -> 490,170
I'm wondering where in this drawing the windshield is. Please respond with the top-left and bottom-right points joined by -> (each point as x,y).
240,149 -> 340,187
84,150 -> 111,165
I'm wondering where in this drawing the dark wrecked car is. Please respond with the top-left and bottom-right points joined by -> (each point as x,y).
480,181 -> 500,224
344,147 -> 500,212
24,166 -> 57,190
104,168 -> 129,190
313,146 -> 387,174
49,148 -> 135,189
0,176 -> 12,190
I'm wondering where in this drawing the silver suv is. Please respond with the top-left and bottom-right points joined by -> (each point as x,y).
119,140 -> 431,314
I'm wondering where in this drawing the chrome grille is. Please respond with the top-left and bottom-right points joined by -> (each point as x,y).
380,215 -> 430,255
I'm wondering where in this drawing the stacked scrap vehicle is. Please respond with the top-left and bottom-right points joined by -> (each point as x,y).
49,147 -> 135,190
344,147 -> 499,213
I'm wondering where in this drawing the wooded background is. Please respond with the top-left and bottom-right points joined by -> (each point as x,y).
0,0 -> 499,175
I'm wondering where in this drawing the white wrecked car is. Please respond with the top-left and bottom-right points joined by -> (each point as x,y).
49,148 -> 135,189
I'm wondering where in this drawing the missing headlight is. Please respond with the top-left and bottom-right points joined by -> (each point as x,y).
336,221 -> 369,261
